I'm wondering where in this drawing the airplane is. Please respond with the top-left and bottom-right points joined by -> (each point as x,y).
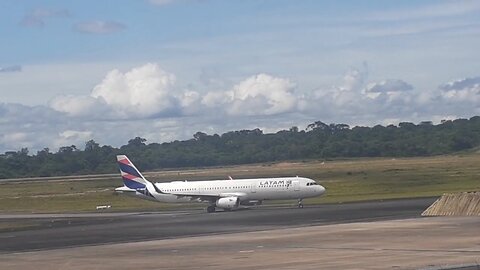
115,155 -> 326,213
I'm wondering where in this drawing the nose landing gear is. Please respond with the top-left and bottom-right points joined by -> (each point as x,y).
297,199 -> 304,208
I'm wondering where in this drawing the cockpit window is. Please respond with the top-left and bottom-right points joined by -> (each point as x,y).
307,182 -> 318,186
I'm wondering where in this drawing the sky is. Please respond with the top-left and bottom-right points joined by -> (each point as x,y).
1,0 -> 480,153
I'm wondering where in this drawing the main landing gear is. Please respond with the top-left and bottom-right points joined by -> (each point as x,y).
297,199 -> 304,208
206,205 -> 216,213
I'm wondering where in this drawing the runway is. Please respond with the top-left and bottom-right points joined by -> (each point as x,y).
0,197 -> 434,253
2,197 -> 480,270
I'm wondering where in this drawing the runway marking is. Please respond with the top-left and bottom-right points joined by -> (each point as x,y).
239,250 -> 255,253
287,246 -> 480,254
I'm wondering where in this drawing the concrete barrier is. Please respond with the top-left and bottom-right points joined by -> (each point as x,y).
422,192 -> 480,216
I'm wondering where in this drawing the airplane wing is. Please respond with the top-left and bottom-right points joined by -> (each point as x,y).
163,191 -> 248,203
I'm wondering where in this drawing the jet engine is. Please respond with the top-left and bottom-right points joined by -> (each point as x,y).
216,197 -> 240,209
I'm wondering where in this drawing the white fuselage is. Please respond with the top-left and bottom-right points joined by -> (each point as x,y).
115,155 -> 325,212
121,177 -> 325,204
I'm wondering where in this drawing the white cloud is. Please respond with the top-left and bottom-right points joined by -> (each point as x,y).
91,63 -> 180,118
365,79 -> 414,100
49,65 -> 299,119
3,62 -> 480,153
20,8 -> 70,27
366,79 -> 413,93
74,20 -> 126,34
222,74 -> 298,116
53,130 -> 93,149
178,90 -> 201,114
312,66 -> 368,111
0,63 -> 126,106
49,63 -> 198,119
0,132 -> 29,149
369,0 -> 480,22
308,66 -> 427,123
148,0 -> 174,6
339,68 -> 367,92
50,95 -> 107,117
440,76 -> 480,91
439,77 -> 480,115
0,65 -> 22,73
0,103 -> 65,151
202,91 -> 232,107
441,86 -> 480,102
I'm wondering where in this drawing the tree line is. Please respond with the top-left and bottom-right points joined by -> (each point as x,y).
1,116 -> 479,179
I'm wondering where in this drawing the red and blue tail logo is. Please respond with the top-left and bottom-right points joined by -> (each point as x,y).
117,155 -> 148,190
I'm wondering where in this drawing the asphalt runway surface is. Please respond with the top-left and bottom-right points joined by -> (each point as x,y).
0,197 -> 435,253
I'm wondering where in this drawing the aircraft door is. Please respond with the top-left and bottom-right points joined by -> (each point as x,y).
251,182 -> 256,193
293,181 -> 300,191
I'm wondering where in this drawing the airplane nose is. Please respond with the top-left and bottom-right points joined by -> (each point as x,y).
317,185 -> 326,195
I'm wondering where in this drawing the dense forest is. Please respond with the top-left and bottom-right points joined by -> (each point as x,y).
1,116 -> 480,179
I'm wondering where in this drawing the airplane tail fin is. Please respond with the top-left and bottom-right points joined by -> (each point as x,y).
117,155 -> 151,190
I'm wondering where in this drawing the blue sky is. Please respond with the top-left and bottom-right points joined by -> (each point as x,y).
1,0 -> 480,152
